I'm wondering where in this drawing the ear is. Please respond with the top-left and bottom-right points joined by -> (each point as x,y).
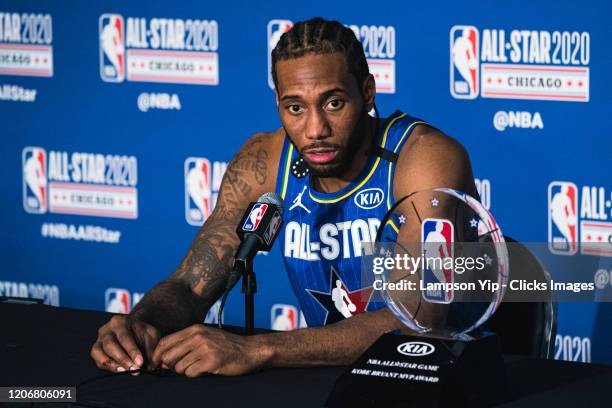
274,89 -> 280,107
361,74 -> 376,111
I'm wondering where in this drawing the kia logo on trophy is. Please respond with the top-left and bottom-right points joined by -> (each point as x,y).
397,341 -> 436,357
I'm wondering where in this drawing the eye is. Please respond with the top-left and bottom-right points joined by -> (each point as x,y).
287,104 -> 304,115
325,99 -> 344,111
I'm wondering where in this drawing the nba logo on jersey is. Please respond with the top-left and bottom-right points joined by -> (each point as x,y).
22,147 -> 48,214
421,218 -> 454,303
548,181 -> 578,255
105,288 -> 131,314
243,203 -> 268,232
185,157 -> 212,226
99,14 -> 125,82
267,19 -> 293,89
450,25 -> 479,99
271,304 -> 298,331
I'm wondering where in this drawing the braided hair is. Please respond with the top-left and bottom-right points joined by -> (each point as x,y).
271,17 -> 371,91
271,17 -> 380,147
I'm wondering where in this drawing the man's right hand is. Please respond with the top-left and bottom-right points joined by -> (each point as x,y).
90,315 -> 161,373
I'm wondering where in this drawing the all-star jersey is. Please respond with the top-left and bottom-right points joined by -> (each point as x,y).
274,111 -> 429,327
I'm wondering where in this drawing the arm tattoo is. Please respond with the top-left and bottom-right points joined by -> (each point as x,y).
130,136 -> 270,335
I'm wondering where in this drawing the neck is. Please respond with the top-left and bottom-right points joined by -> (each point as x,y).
312,115 -> 376,193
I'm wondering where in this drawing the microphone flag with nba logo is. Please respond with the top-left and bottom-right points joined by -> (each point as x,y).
219,192 -> 284,306
236,193 -> 284,259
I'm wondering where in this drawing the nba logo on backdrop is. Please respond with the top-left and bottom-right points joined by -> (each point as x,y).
450,25 -> 479,99
99,14 -> 125,82
267,19 -> 293,89
271,304 -> 298,331
184,157 -> 227,226
548,181 -> 578,255
185,157 -> 212,225
421,218 -> 454,303
105,288 -> 130,314
22,147 -> 48,214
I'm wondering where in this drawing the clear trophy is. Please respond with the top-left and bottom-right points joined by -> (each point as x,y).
327,188 -> 510,408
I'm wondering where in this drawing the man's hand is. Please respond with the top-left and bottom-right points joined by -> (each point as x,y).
151,324 -> 271,377
90,315 -> 161,373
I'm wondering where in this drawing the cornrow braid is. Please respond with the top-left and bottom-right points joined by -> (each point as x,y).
271,17 -> 371,90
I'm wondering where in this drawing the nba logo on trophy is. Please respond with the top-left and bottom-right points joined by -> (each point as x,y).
450,25 -> 479,99
22,147 -> 48,214
421,218 -> 455,303
99,14 -> 125,82
185,157 -> 213,226
548,181 -> 578,255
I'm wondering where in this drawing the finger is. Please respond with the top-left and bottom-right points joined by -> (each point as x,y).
115,329 -> 144,368
184,357 -> 208,378
151,330 -> 191,366
158,337 -> 194,370
136,325 -> 160,370
101,334 -> 137,370
174,350 -> 206,375
142,334 -> 160,370
90,342 -> 123,373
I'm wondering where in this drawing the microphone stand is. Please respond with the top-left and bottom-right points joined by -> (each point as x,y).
242,267 -> 257,336
233,242 -> 258,336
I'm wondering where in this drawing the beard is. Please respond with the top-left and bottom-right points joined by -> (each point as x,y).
294,108 -> 370,178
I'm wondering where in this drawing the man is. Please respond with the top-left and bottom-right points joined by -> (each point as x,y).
91,17 -> 477,377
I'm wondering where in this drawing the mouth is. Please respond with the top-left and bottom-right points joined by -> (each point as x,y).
303,148 -> 340,165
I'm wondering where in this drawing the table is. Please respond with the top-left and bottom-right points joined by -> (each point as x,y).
1,302 -> 611,407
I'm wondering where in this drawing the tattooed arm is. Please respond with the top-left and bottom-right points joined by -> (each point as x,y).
131,133 -> 277,333
90,131 -> 283,373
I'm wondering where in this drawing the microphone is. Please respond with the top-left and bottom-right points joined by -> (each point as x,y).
217,192 -> 284,328
233,192 -> 284,272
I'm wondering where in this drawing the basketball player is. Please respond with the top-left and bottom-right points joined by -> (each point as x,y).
91,17 -> 478,377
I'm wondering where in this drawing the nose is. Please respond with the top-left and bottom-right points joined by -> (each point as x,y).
304,108 -> 331,141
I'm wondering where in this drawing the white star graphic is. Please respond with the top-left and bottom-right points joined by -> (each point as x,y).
469,218 -> 478,228
398,214 -> 406,224
431,197 -> 439,207
484,254 -> 493,265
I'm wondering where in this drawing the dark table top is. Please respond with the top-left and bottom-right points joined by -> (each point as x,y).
1,302 -> 611,407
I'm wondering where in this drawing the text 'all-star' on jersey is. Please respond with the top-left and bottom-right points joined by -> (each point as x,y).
275,111 -> 429,327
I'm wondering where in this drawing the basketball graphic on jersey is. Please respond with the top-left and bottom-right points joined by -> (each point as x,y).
306,268 -> 373,325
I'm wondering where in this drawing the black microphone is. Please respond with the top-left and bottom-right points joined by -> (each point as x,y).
233,192 -> 284,272
217,192 -> 284,328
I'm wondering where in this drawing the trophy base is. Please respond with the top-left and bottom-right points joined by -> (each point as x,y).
326,332 -> 508,408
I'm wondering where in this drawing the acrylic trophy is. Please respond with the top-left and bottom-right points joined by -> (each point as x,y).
327,188 -> 510,407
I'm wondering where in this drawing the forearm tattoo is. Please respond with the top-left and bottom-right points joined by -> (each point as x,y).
131,136 -> 270,333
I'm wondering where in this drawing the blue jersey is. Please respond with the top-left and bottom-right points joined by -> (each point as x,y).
274,111 -> 428,327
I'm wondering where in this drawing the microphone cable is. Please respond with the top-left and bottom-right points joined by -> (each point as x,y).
217,267 -> 242,329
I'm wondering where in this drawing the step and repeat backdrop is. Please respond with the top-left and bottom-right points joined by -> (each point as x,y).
1,1 -> 611,363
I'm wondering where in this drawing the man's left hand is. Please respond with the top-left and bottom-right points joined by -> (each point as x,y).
151,324 -> 271,377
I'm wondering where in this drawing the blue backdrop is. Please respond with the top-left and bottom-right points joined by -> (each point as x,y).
1,0 -> 610,364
